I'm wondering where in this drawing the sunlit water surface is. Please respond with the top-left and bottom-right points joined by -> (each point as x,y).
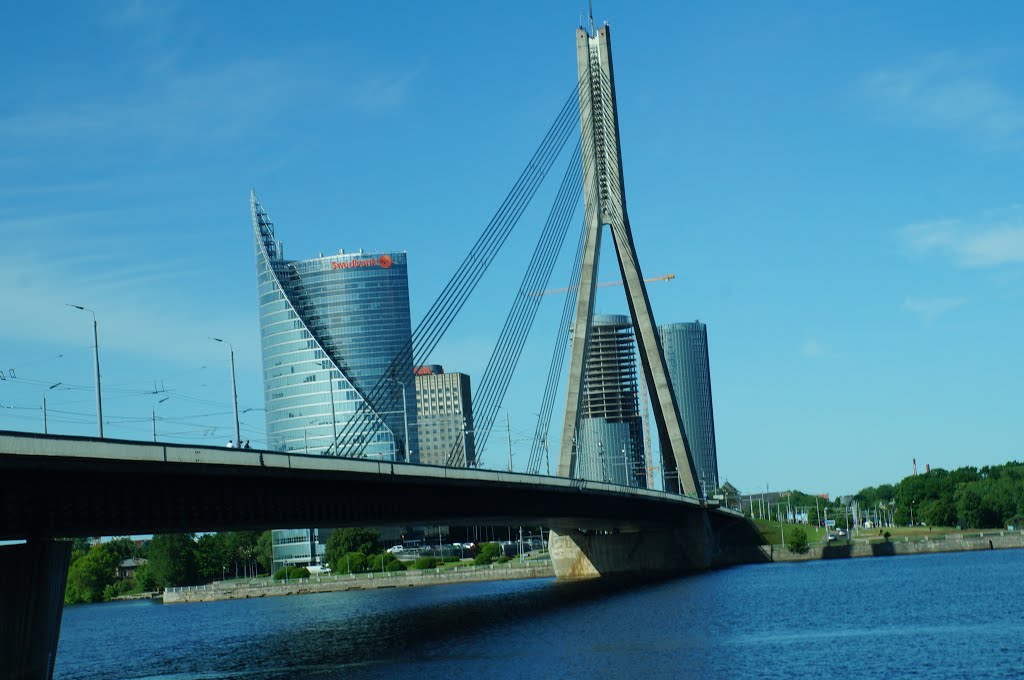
56,549 -> 1024,679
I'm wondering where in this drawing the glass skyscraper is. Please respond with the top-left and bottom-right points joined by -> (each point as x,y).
658,321 -> 719,498
576,314 -> 646,487
251,191 -> 418,461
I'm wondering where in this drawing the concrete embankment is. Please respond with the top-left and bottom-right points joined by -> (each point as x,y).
766,531 -> 1024,562
163,562 -> 554,604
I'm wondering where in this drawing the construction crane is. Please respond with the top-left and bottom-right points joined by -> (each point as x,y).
530,273 -> 675,296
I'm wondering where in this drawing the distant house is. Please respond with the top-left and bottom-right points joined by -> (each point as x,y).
117,558 -> 147,580
717,482 -> 741,510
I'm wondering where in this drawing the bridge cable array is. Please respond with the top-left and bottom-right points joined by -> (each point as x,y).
469,140 -> 584,466
525,62 -> 625,477
326,76 -> 587,459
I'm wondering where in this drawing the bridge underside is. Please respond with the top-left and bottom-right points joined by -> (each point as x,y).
0,436 -> 766,679
0,434 -> 715,541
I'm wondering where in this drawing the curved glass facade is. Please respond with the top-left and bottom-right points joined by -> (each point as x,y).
658,322 -> 719,497
251,192 -> 417,460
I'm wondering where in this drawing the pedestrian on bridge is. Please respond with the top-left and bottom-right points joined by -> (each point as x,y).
227,439 -> 235,448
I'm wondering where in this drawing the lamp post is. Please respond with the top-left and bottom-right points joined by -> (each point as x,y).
42,382 -> 61,434
211,338 -> 241,447
327,372 -> 338,447
387,377 -> 409,462
67,304 -> 103,437
152,396 -> 169,442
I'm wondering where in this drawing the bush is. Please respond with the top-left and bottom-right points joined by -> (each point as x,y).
442,556 -> 460,563
473,542 -> 502,565
336,552 -> 368,574
273,566 -> 310,580
413,556 -> 438,570
102,579 -> 134,601
496,556 -> 510,564
367,552 -> 407,572
785,526 -> 810,554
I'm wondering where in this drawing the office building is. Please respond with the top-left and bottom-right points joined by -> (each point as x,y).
271,528 -> 325,572
576,314 -> 645,487
251,192 -> 418,461
658,321 -> 719,498
415,366 -> 475,467
252,193 -> 418,569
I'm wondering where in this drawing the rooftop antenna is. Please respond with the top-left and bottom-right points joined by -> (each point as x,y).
588,0 -> 595,35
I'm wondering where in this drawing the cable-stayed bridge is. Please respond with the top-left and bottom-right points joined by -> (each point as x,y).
0,22 -> 764,680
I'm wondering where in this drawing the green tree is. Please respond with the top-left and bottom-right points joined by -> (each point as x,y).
324,528 -> 381,571
785,526 -> 810,554
256,530 -> 274,573
194,533 -> 230,582
473,542 -> 502,565
132,562 -> 156,592
65,543 -> 119,604
105,537 -> 138,562
147,533 -> 198,588
225,530 -> 263,578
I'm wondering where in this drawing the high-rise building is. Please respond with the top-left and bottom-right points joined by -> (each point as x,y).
271,528 -> 324,572
575,314 -> 646,487
253,193 -> 419,569
414,366 -> 476,467
658,321 -> 719,498
251,192 -> 418,461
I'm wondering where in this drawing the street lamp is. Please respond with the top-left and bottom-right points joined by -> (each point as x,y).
211,337 -> 241,446
386,377 -> 410,462
42,382 -> 61,434
152,397 -> 169,442
66,304 -> 103,437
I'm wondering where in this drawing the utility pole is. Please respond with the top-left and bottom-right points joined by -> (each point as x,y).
506,412 -> 513,472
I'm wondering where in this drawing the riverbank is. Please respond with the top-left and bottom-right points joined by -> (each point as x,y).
163,560 -> 554,604
767,529 -> 1024,562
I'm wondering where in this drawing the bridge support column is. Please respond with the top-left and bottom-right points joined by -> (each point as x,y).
0,541 -> 71,680
549,512 -> 713,580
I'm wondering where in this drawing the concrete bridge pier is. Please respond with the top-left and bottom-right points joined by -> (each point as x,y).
549,511 -> 713,579
0,541 -> 72,680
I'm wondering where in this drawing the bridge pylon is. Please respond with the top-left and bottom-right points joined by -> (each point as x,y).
558,24 -> 702,497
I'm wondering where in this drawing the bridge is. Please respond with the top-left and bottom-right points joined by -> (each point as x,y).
0,20 -> 767,680
0,431 -> 763,680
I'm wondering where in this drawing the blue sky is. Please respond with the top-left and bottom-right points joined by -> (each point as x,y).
2,2 -> 1023,497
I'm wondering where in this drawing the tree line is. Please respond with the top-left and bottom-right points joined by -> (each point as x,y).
883,461 -> 1024,529
64,531 -> 273,604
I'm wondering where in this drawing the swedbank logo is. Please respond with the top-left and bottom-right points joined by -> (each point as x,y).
331,255 -> 394,270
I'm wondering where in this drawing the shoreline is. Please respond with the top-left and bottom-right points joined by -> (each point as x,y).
162,561 -> 554,604
766,529 -> 1024,562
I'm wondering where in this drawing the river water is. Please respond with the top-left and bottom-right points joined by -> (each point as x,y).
56,549 -> 1024,679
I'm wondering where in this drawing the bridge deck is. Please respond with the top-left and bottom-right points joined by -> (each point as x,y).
0,431 -> 733,540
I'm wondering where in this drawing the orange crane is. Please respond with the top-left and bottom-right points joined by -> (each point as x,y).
530,273 -> 675,296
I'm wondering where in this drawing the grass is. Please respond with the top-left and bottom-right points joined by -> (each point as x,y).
751,519 -> 1004,546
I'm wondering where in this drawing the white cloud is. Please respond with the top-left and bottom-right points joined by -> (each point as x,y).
901,210 -> 1024,267
860,53 -> 1024,148
903,296 -> 967,323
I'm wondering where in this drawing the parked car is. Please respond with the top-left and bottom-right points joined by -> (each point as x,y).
386,545 -> 404,554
